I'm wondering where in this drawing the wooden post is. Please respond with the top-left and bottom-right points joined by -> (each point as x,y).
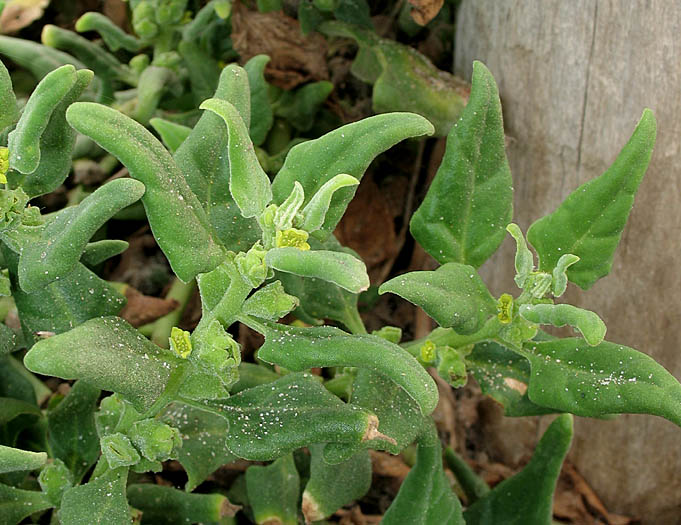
455,1 -> 681,521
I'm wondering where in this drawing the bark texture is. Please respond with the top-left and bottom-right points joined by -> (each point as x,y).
455,1 -> 681,521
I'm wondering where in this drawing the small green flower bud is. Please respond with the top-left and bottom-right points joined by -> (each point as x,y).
38,459 -> 73,506
152,51 -> 182,69
130,419 -> 182,462
129,54 -> 150,75
372,326 -> 402,345
436,346 -> 467,388
193,319 -> 240,373
156,0 -> 188,25
101,433 -> 141,469
95,394 -> 141,437
235,243 -> 269,287
274,181 -> 305,231
21,205 -> 43,226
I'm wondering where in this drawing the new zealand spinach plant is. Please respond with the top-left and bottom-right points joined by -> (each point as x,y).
0,32 -> 676,524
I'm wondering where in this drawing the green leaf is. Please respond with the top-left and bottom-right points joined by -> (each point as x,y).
521,338 -> 681,427
204,372 -> 382,460
24,317 -> 182,412
0,483 -> 53,525
464,414 -> 573,524
300,174 -> 359,233
379,263 -> 497,334
527,109 -> 656,289
47,381 -> 100,482
266,247 -> 369,293
506,223 -> 534,288
60,467 -> 130,525
0,398 -> 41,446
410,61 -> 512,267
230,362 -> 279,394
127,484 -> 238,524
0,59 -> 18,132
0,356 -> 34,403
272,112 -> 434,233
0,445 -> 46,474
162,402 -> 236,491
8,257 -> 125,347
178,40 -> 221,107
133,65 -> 174,125
320,22 -> 466,137
66,102 -> 225,283
196,259 -> 252,329
80,239 -> 129,267
149,118 -> 191,153
246,454 -> 299,525
333,0 -> 373,29
38,458 -> 73,506
519,303 -> 606,346
244,54 -> 274,146
174,65 -> 261,252
273,234 -> 364,331
325,369 -> 424,463
274,81 -> 333,132
75,12 -> 142,53
444,447 -> 490,505
258,322 -> 438,416
242,280 -> 299,321
382,420 -> 464,524
8,65 -> 77,175
302,445 -> 371,522
18,178 -> 145,293
277,271 -> 361,330
200,97 -> 273,219
41,25 -> 133,93
466,342 -> 556,417
0,35 -> 96,90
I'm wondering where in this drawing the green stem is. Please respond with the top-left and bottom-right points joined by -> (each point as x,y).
342,305 -> 366,335
235,313 -> 267,335
194,262 -> 252,335
444,446 -> 490,504
323,373 -> 354,400
142,362 -> 189,419
8,356 -> 52,405
402,317 -> 503,360
0,295 -> 13,321
151,278 -> 196,348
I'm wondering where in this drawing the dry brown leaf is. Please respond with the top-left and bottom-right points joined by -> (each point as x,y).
0,0 -> 49,34
563,462 -> 613,523
335,177 -> 398,284
369,450 -> 411,480
231,1 -> 328,90
118,285 -> 179,328
408,0 -> 444,26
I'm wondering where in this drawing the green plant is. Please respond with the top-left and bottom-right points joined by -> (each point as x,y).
0,11 -> 676,522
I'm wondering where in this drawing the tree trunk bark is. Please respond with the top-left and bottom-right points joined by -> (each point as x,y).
455,1 -> 681,521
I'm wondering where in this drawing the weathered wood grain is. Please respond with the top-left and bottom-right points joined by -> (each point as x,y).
455,1 -> 681,521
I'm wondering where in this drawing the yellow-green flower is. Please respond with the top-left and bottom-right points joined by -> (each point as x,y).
276,228 -> 310,250
0,147 -> 9,184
